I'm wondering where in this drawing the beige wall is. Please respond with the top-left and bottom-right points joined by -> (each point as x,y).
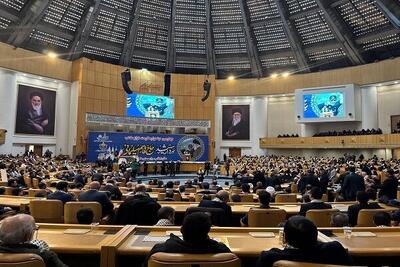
0,43 -> 72,81
267,96 -> 301,137
216,58 -> 400,96
377,84 -> 400,134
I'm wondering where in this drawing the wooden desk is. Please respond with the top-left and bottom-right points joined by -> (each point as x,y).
36,223 -> 135,267
0,195 -> 43,211
326,227 -> 400,257
116,226 -> 283,258
112,226 -> 400,267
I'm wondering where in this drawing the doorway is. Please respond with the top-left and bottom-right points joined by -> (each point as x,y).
25,145 -> 43,156
229,147 -> 242,158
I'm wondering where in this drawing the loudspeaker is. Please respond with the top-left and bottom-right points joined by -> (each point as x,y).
201,80 -> 211,102
348,113 -> 352,117
121,69 -> 133,94
164,74 -> 171,96
297,115 -> 301,119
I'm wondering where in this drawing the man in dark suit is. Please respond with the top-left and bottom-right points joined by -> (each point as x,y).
198,190 -> 232,225
47,181 -> 75,204
256,216 -> 353,267
114,184 -> 160,225
348,191 -> 381,226
78,181 -> 114,216
299,187 -> 332,216
298,170 -> 320,194
145,212 -> 230,267
341,166 -> 365,201
103,180 -> 122,200
378,169 -> 399,201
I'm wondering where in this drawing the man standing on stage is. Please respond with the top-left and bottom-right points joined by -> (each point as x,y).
130,158 -> 140,180
176,161 -> 181,174
153,161 -> 158,175
143,161 -> 148,176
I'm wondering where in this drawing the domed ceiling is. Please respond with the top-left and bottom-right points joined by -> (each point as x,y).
0,0 -> 399,78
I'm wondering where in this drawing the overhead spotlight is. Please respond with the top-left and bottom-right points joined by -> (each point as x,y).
228,76 -> 235,80
141,68 -> 148,72
377,84 -> 382,87
394,81 -> 399,84
282,72 -> 290,78
47,52 -> 58,58
270,73 -> 278,79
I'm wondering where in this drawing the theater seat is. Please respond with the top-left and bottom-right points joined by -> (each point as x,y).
0,253 -> 45,267
29,199 -> 63,223
239,194 -> 254,202
195,194 -> 216,202
185,188 -> 196,193
357,209 -> 384,227
28,189 -> 47,197
148,253 -> 241,267
248,208 -> 287,227
272,260 -> 361,267
305,209 -> 339,227
3,187 -> 14,195
64,202 -> 102,224
275,194 -> 297,203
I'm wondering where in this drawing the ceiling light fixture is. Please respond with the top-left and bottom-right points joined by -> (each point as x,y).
47,52 -> 58,58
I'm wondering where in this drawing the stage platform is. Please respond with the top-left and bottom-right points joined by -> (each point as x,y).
128,174 -> 234,186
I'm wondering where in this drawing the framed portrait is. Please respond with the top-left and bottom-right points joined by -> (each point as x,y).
222,105 -> 250,140
15,84 -> 56,136
391,115 -> 400,133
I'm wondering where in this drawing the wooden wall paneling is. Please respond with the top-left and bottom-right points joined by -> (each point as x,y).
217,58 -> 400,96
101,100 -> 109,114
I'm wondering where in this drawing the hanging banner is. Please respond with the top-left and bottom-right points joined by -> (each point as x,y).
87,132 -> 209,162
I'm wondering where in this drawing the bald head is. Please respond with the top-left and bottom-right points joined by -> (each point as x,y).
0,214 -> 36,245
89,181 -> 101,190
216,190 -> 229,202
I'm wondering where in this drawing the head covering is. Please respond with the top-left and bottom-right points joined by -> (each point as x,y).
266,186 -> 275,195
232,108 -> 242,115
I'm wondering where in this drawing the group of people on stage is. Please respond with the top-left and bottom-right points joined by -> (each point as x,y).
119,159 -> 182,179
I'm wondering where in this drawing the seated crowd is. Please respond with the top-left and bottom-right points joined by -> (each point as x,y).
1,153 -> 400,266
313,128 -> 383,137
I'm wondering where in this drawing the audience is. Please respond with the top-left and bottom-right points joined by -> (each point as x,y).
341,166 -> 365,201
299,187 -> 332,216
145,212 -> 230,266
241,191 -> 275,226
47,181 -> 75,204
347,191 -> 381,226
155,206 -> 175,226
198,190 -> 232,226
76,208 -> 94,224
373,211 -> 391,227
78,181 -> 114,216
313,128 -> 382,137
115,184 -> 160,225
330,212 -> 349,227
256,216 -> 353,267
378,169 -> 399,202
0,214 -> 67,267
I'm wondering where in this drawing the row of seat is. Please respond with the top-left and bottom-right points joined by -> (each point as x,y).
28,199 -> 386,227
0,252 -> 358,267
29,200 -> 103,224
